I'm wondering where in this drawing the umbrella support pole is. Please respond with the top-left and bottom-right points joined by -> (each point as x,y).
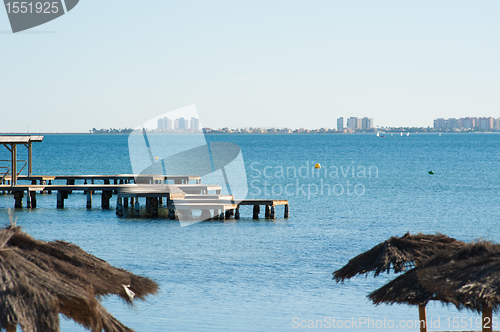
418,304 -> 427,332
482,306 -> 492,332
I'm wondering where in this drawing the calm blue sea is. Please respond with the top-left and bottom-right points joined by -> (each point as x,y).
1,133 -> 499,331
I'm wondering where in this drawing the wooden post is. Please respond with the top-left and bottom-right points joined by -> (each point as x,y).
29,191 -> 36,208
284,204 -> 289,218
47,180 -> 52,194
116,197 -> 124,216
135,199 -> 140,216
253,205 -> 259,219
235,207 -> 240,220
152,197 -> 159,217
225,209 -> 231,219
14,190 -> 23,208
265,205 -> 270,218
220,208 -> 226,220
418,303 -> 427,332
102,191 -> 111,209
86,190 -> 92,209
11,144 -> 17,186
483,305 -> 492,332
168,207 -> 175,220
26,190 -> 32,208
28,140 -> 33,176
270,206 -> 275,219
123,197 -> 128,208
57,191 -> 64,208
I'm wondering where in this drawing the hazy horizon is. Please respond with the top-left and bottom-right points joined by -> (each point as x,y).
2,1 -> 500,132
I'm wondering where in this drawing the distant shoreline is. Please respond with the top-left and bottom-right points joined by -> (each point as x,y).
1,131 -> 499,136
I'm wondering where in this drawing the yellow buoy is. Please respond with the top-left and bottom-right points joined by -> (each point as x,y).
155,156 -> 159,160
314,163 -> 321,169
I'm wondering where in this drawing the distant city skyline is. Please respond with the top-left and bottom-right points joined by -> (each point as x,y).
434,117 -> 500,131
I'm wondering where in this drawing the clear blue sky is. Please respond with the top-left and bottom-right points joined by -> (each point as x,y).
1,1 -> 499,132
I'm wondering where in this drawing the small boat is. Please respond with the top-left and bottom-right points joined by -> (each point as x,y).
400,132 -> 403,136
406,132 -> 410,137
376,132 -> 386,138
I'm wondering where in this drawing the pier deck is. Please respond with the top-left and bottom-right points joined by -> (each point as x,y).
2,174 -> 201,185
0,136 -> 287,220
1,180 -> 287,220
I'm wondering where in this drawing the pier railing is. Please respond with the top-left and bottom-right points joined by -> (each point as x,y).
0,159 -> 27,183
0,166 -> 10,183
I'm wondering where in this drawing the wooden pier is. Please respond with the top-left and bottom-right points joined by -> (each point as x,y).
0,181 -> 289,220
0,135 -> 289,221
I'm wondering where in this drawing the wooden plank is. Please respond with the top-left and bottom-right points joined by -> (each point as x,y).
172,203 -> 238,210
183,194 -> 233,200
0,136 -> 38,143
238,199 -> 289,206
172,199 -> 236,204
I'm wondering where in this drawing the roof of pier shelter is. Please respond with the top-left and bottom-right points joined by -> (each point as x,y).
0,135 -> 44,144
0,135 -> 44,182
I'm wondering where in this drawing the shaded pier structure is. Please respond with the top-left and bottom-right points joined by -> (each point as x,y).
0,135 -> 44,185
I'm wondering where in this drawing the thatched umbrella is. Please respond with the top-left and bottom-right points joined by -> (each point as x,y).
0,224 -> 159,332
368,241 -> 500,332
333,233 -> 464,332
333,232 -> 464,282
417,251 -> 500,332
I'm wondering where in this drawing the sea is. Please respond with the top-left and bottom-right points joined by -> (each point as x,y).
0,133 -> 499,332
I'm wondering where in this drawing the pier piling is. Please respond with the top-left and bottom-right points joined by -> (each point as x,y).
86,191 -> 92,209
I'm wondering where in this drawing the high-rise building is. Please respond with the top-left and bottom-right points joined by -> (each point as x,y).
157,118 -> 164,130
361,117 -> 373,130
337,117 -> 344,130
190,117 -> 200,130
494,118 -> 500,130
478,117 -> 493,130
347,117 -> 358,130
157,117 -> 172,130
446,118 -> 460,129
463,117 -> 475,129
179,117 -> 186,130
434,118 -> 447,130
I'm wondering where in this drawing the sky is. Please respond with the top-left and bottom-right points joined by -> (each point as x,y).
1,0 -> 499,133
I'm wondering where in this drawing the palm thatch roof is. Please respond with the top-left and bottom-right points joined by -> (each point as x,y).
333,232 -> 465,282
368,241 -> 500,307
0,225 -> 159,332
418,252 -> 500,313
7,226 -> 158,303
